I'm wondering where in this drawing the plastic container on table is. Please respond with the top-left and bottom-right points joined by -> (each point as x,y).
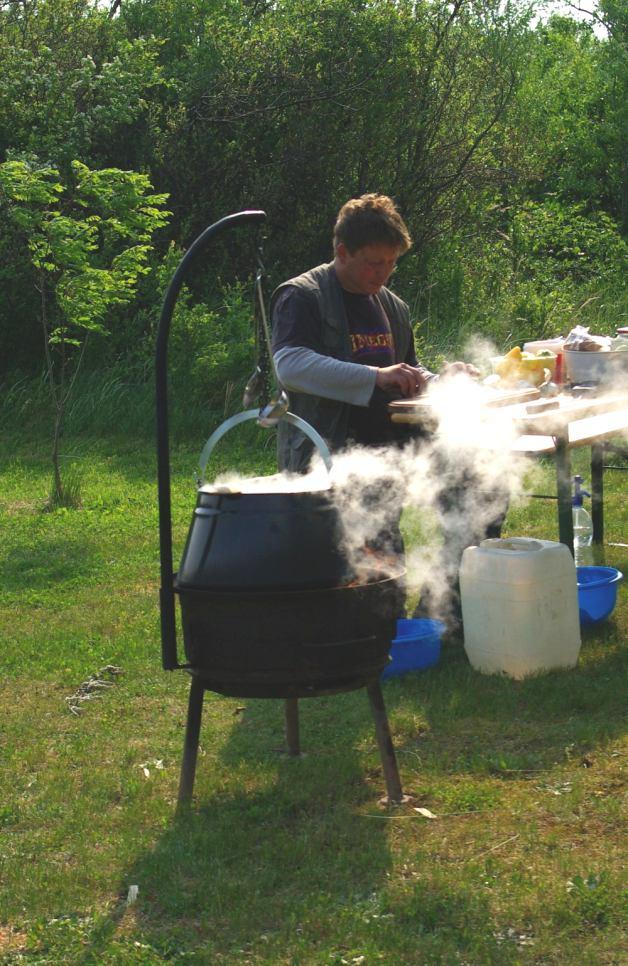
523,338 -> 565,385
460,537 -> 581,679
523,337 -> 565,354
563,348 -> 628,386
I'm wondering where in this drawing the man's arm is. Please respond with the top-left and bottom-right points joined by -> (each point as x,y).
275,345 -> 377,405
273,287 -> 429,402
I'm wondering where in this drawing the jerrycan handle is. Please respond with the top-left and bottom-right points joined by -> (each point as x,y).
197,410 -> 333,484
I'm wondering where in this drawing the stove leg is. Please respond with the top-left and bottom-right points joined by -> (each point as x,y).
178,676 -> 205,806
366,681 -> 406,805
285,698 -> 300,756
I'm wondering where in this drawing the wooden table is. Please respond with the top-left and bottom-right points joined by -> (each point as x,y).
389,390 -> 628,555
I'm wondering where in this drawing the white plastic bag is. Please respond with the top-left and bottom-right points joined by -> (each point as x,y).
563,325 -> 611,352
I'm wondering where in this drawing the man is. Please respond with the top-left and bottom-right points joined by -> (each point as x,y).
271,192 -> 473,470
270,194 -> 498,627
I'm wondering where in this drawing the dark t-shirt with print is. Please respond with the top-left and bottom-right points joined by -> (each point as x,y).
272,281 -> 418,446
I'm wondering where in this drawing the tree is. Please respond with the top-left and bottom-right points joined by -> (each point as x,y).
120,0 -> 532,274
0,1 -> 164,168
0,0 -> 167,371
0,157 -> 169,506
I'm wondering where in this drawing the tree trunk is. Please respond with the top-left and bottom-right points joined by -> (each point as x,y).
50,402 -> 64,507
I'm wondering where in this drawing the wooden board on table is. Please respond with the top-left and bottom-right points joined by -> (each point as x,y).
511,391 -> 628,435
388,385 -> 541,424
512,407 -> 628,454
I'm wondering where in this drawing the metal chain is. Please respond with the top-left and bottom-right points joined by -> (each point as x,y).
243,226 -> 289,425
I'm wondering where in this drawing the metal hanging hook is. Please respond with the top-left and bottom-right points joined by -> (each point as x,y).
242,225 -> 288,418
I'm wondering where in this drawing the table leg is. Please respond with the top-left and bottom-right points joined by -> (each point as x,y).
591,442 -> 604,546
555,434 -> 575,556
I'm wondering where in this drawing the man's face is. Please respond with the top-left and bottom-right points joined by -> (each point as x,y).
335,242 -> 401,295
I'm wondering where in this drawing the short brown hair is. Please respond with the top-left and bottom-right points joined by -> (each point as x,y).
333,193 -> 412,255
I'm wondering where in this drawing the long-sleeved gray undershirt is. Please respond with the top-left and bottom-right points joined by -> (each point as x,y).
274,345 -> 377,406
274,345 -> 436,406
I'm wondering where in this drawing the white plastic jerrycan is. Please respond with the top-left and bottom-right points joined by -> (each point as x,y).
459,537 -> 581,679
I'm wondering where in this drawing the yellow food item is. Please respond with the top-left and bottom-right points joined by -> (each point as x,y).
525,366 -> 550,387
520,356 -> 550,371
494,356 -> 518,379
492,346 -> 555,387
505,346 -> 522,360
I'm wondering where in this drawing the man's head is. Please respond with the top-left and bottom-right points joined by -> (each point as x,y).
333,194 -> 412,256
333,193 -> 412,295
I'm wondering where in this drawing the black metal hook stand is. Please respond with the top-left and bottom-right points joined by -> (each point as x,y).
155,212 -> 407,809
156,211 -> 267,672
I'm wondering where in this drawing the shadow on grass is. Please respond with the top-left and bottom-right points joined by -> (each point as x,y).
68,681 -> 531,962
0,533 -> 102,593
377,625 -> 628,781
75,704 -> 399,960
59,638 -> 627,961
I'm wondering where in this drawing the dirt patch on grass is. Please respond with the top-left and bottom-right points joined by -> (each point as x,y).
0,925 -> 29,953
1,500 -> 43,515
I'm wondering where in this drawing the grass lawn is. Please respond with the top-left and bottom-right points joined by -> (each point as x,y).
0,429 -> 626,964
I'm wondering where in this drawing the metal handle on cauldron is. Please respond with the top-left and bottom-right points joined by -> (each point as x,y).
197,409 -> 333,483
156,210 -> 266,671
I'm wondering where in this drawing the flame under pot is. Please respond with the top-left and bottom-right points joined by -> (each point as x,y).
176,567 -> 405,698
177,488 -> 355,591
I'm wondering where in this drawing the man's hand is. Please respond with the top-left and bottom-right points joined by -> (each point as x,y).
439,361 -> 481,380
375,363 -> 428,397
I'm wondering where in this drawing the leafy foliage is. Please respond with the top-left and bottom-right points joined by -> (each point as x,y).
0,0 -> 625,404
0,156 -> 170,503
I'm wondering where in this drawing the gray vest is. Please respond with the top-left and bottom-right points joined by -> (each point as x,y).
271,262 -> 412,472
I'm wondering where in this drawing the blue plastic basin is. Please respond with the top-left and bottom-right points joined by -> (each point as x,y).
577,566 -> 623,625
381,618 -> 445,680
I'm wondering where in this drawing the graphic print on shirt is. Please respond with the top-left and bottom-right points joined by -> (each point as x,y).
350,330 -> 394,355
344,291 -> 394,369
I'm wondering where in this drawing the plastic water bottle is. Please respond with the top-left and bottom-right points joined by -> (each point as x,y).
572,475 -> 593,567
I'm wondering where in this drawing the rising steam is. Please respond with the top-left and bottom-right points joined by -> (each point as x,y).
326,372 -> 530,621
208,348 -> 628,624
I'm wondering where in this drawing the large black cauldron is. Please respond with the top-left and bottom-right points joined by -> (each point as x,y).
156,212 -> 407,806
177,566 -> 404,699
177,484 -> 354,592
